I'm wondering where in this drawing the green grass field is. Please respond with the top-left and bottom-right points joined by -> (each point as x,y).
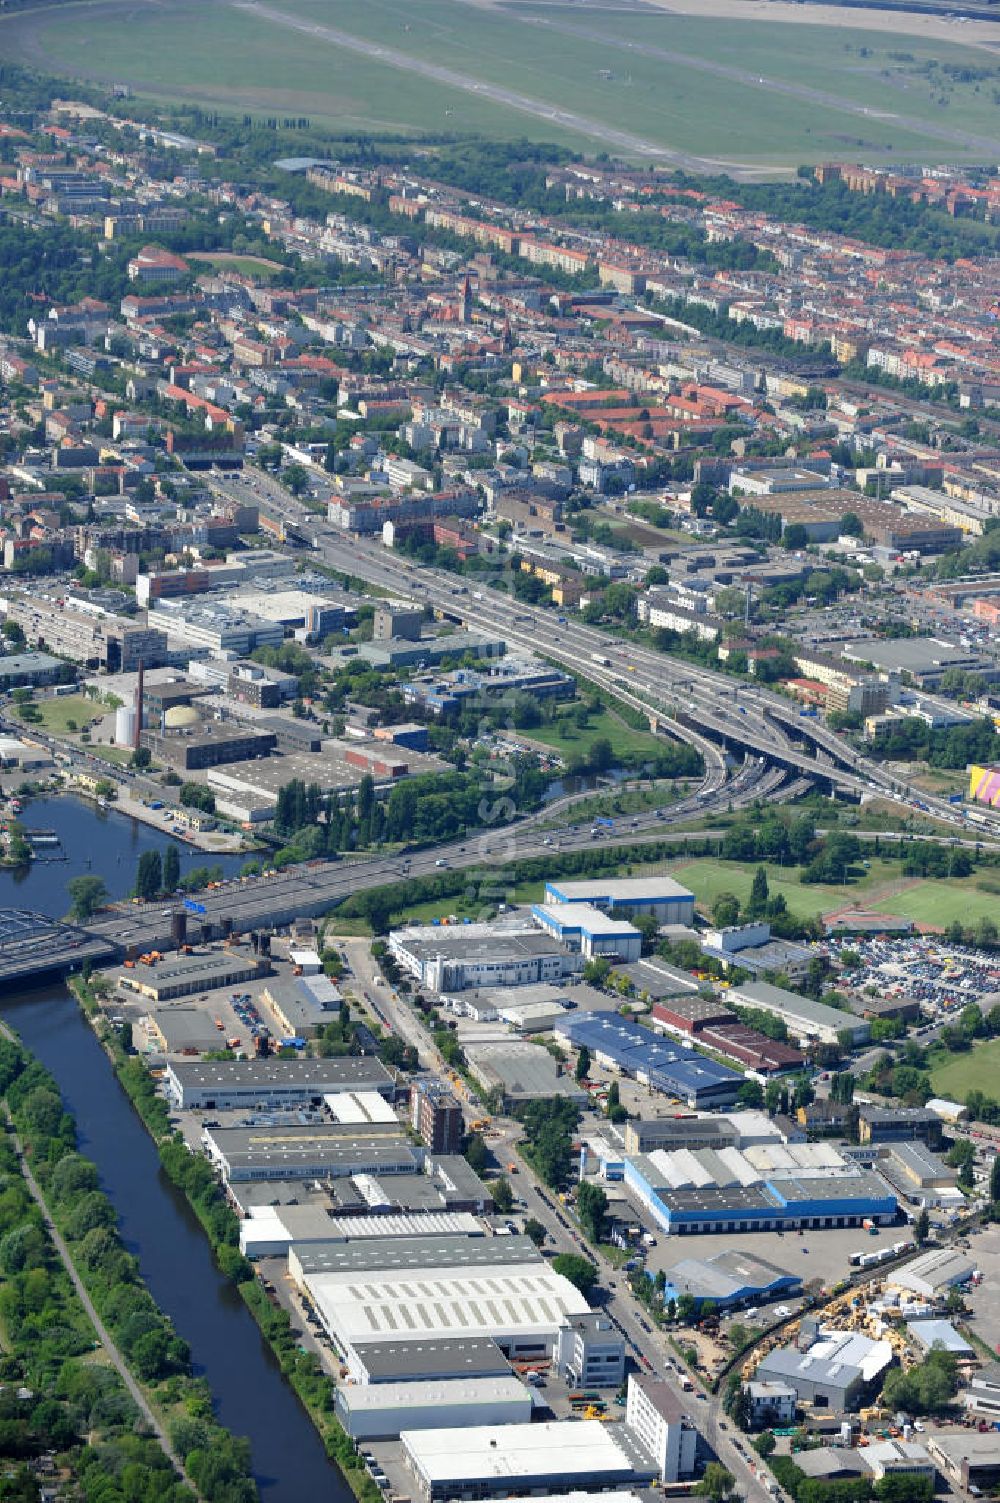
525,707 -> 662,764
668,855 -> 886,918
14,695 -> 103,736
930,1037 -> 1000,1101
5,0 -> 999,166
668,855 -> 1000,930
187,252 -> 285,279
872,880 -> 1000,930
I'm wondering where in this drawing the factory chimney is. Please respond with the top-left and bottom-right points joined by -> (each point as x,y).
134,660 -> 144,751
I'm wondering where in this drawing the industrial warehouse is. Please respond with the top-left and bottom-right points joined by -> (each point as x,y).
623,1141 -> 898,1237
554,1014 -> 744,1109
202,1124 -> 424,1181
388,877 -> 694,992
530,903 -> 643,962
164,1056 -> 395,1109
288,1233 -> 599,1379
388,918 -> 583,992
541,877 -> 696,924
401,1417 -> 658,1503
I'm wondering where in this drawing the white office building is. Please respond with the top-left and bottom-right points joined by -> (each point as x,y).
624,1375 -> 698,1483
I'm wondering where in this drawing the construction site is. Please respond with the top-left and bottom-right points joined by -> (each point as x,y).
728,1228 -> 1000,1495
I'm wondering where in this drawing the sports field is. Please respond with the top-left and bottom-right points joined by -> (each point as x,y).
930,1037 -> 1000,1101
5,0 -> 1000,167
667,856 -> 1000,931
872,879 -> 1000,930
187,252 -> 285,278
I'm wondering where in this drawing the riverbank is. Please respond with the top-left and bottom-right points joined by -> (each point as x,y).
0,1021 -> 258,1503
70,973 -> 380,1503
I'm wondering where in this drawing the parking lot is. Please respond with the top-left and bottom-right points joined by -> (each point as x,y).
960,1224 -> 1000,1356
640,1221 -> 908,1296
824,933 -> 1000,1017
104,947 -> 322,1064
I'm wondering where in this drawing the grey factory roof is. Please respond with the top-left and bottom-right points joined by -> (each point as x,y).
168,1057 -> 393,1090
402,931 -> 566,964
616,958 -> 700,998
126,951 -> 263,986
465,1042 -> 587,1102
628,1116 -> 738,1148
543,878 -> 694,904
842,637 -> 982,674
663,1249 -> 798,1302
772,1170 -> 895,1204
291,1234 -> 541,1277
209,1132 -> 419,1176
885,1140 -> 951,1181
727,981 -> 865,1033
889,1247 -> 975,1293
351,1336 -> 511,1383
794,1449 -> 867,1480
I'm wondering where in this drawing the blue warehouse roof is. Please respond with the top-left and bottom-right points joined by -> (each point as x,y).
554,1013 -> 742,1100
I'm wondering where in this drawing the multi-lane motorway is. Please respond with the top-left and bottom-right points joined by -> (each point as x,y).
86,749 -> 783,953
227,464 -> 997,838
78,464 -> 1000,958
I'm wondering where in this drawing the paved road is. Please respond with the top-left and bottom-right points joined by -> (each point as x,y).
0,1068 -> 194,1494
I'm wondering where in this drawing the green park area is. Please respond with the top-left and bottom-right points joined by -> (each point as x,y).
13,694 -> 103,736
668,855 -> 885,920
5,0 -> 1000,166
526,705 -> 662,765
871,878 -> 1000,931
930,1037 -> 1000,1102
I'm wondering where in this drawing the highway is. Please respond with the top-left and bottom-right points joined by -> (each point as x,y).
235,465 -> 997,838
85,750 -> 784,953
64,464 -> 1000,956
216,464 -> 1000,845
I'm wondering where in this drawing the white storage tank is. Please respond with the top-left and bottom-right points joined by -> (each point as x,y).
115,704 -> 136,746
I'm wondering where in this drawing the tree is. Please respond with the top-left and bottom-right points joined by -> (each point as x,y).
589,737 -> 613,773
524,1217 -> 547,1248
162,843 -> 181,894
490,1177 -> 514,1214
696,1464 -> 736,1503
130,745 -> 151,769
712,893 -> 741,928
133,849 -> 162,901
990,1153 -> 1000,1205
575,1045 -> 591,1082
577,1181 -> 608,1243
748,866 -> 769,916
67,875 -> 108,922
914,1208 -> 930,1246
677,1293 -> 697,1324
945,1137 -> 976,1188
464,1133 -> 489,1175
551,1253 -> 597,1298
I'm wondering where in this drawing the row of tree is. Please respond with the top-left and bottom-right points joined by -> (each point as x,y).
0,1034 -> 258,1502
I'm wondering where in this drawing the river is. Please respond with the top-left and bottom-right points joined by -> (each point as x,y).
0,795 -> 352,1503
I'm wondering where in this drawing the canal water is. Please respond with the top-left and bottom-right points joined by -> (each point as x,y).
0,796 -> 352,1503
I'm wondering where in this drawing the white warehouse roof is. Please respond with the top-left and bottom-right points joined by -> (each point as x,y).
543,878 -> 694,903
401,1419 -> 636,1485
305,1262 -> 590,1347
338,1375 -> 529,1414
